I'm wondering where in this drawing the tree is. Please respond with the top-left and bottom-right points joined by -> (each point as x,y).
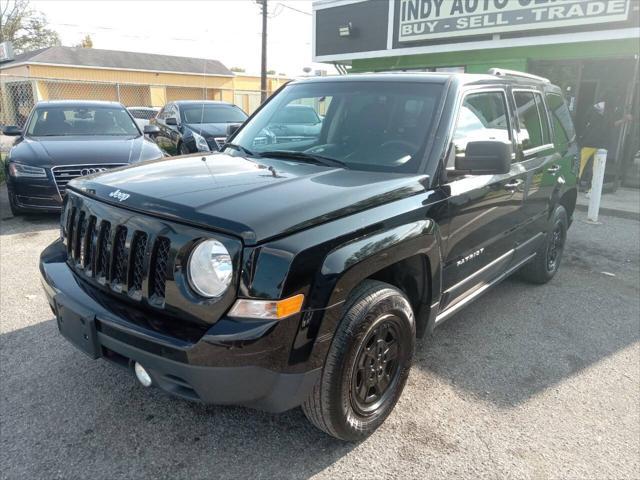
0,0 -> 60,54
75,34 -> 93,48
230,67 -> 246,73
266,69 -> 275,75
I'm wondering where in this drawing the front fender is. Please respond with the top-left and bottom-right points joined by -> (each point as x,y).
320,219 -> 441,307
297,219 -> 444,368
238,189 -> 448,368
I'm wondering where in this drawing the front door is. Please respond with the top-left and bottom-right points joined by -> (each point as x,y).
440,88 -> 525,313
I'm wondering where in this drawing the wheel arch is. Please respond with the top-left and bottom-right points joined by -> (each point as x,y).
364,254 -> 432,337
317,219 -> 444,340
559,187 -> 577,220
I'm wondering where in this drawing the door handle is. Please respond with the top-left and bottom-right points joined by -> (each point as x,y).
546,164 -> 561,173
504,179 -> 524,190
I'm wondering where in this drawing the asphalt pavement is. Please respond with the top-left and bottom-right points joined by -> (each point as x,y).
1,184 -> 638,479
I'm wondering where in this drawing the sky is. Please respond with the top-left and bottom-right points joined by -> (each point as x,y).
31,0 -> 332,77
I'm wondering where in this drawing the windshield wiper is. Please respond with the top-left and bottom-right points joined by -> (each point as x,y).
223,143 -> 258,157
260,150 -> 346,168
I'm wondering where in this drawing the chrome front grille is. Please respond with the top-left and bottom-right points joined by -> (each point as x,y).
96,220 -> 112,282
60,191 -> 240,331
65,203 -> 172,304
83,215 -> 97,273
110,226 -> 128,289
129,231 -> 148,295
150,237 -> 171,302
52,164 -> 126,197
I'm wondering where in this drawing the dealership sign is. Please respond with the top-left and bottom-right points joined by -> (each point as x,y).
398,0 -> 632,42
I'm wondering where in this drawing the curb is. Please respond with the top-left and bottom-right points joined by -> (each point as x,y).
575,204 -> 640,222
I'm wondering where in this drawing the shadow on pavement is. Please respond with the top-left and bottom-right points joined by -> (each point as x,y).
0,213 -> 59,236
0,319 -> 355,479
415,220 -> 640,408
0,184 -> 60,236
3,259 -> 638,477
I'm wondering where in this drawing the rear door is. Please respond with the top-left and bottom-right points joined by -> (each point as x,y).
440,88 -> 525,313
511,88 -> 559,259
544,90 -> 579,190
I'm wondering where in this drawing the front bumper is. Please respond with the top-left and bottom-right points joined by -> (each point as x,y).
40,240 -> 320,412
8,176 -> 62,212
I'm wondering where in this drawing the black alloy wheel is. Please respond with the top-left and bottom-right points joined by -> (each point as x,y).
546,221 -> 565,273
302,280 -> 415,441
350,315 -> 402,416
519,204 -> 569,284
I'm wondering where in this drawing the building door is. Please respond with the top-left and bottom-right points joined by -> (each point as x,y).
531,57 -> 639,188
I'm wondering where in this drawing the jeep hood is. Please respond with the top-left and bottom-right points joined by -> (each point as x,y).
69,153 -> 428,245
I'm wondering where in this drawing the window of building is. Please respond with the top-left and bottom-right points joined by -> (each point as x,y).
435,66 -> 466,73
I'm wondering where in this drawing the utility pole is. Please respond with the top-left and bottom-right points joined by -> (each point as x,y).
259,0 -> 268,103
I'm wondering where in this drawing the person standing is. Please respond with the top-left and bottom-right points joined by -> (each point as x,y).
578,90 -> 632,191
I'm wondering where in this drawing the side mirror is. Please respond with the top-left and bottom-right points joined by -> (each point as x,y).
143,124 -> 160,135
2,125 -> 22,136
454,141 -> 512,175
227,123 -> 241,137
165,117 -> 178,126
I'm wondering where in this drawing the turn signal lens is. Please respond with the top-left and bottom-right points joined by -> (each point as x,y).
276,294 -> 305,318
228,294 -> 304,320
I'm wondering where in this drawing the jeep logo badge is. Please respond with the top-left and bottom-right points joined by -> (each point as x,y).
109,189 -> 130,202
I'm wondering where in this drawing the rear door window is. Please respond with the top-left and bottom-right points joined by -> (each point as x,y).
513,90 -> 551,151
545,93 -> 576,154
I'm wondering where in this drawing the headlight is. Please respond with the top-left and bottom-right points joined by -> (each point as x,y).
187,239 -> 232,298
8,163 -> 47,178
192,132 -> 210,152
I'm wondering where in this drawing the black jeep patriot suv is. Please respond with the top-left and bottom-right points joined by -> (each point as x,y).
40,70 -> 578,441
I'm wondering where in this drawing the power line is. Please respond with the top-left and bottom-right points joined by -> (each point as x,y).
277,3 -> 311,16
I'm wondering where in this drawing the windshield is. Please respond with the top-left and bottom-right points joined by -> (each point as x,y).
272,105 -> 320,124
181,104 -> 248,124
227,81 -> 443,172
26,105 -> 140,137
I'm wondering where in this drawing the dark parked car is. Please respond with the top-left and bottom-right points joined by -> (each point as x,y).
150,100 -> 248,155
3,100 -> 164,215
40,71 -> 578,441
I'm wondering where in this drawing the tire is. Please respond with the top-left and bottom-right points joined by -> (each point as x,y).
302,280 -> 415,441
519,204 -> 568,284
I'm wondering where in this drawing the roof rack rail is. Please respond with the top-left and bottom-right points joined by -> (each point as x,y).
487,68 -> 550,83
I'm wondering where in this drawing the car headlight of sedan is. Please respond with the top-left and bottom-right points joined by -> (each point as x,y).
192,131 -> 211,152
187,239 -> 232,298
8,163 -> 47,178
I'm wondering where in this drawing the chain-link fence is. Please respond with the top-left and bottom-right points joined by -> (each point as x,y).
0,74 -> 265,131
